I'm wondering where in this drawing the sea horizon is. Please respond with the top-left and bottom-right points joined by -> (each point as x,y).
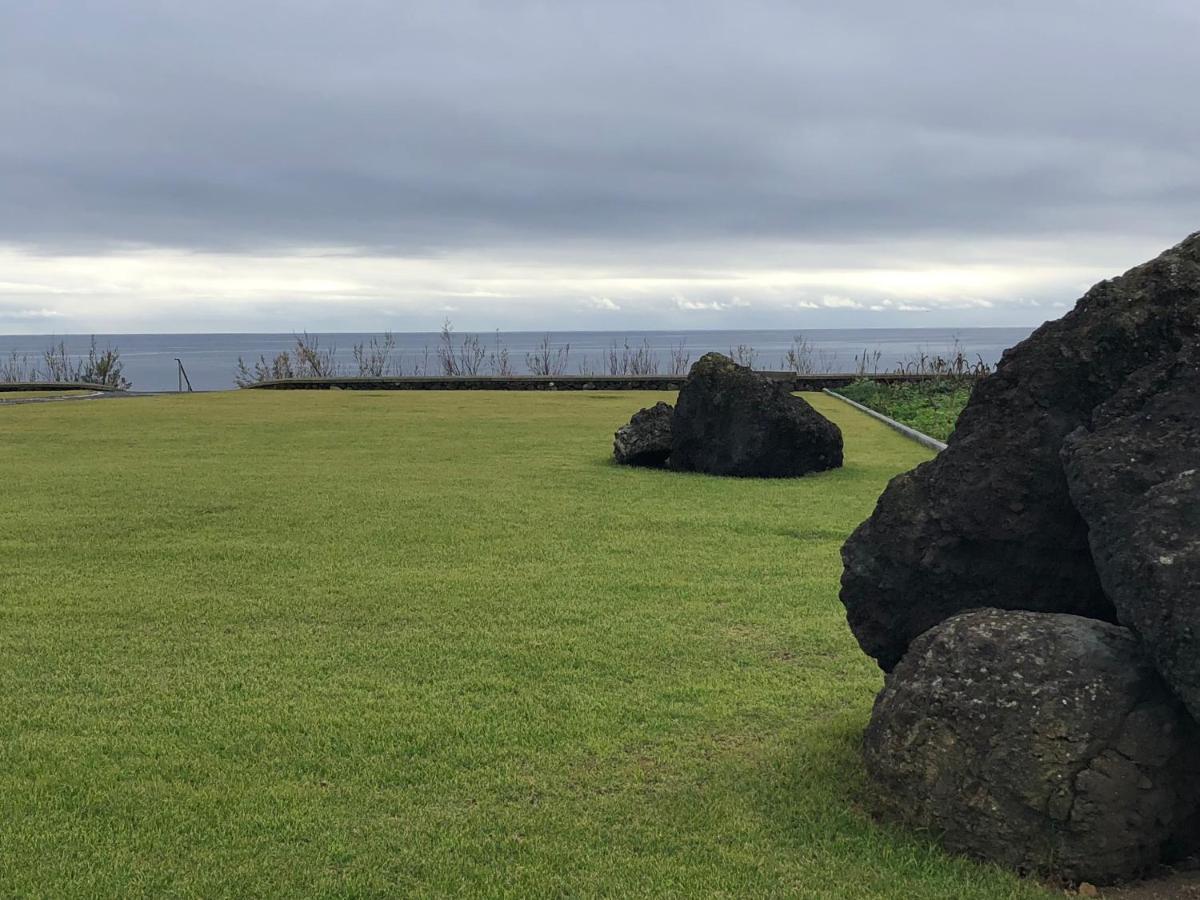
0,326 -> 1035,392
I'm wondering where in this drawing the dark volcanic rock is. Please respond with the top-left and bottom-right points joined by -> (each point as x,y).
864,608 -> 1200,885
613,401 -> 674,467
669,353 -> 842,477
841,232 -> 1200,670
1063,345 -> 1200,720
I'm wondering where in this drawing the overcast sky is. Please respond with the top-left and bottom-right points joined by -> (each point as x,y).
2,1 -> 1198,333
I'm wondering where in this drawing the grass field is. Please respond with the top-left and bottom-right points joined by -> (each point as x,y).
0,391 -> 1049,898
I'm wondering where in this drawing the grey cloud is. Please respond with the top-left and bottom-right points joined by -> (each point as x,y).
1,1 -> 1198,257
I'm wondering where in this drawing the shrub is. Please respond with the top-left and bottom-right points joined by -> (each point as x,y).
606,339 -> 658,375
897,338 -> 990,378
526,334 -> 571,376
728,344 -> 757,369
437,320 -> 486,376
488,331 -> 513,376
235,333 -> 341,386
1,350 -> 36,382
352,332 -> 397,377
77,338 -> 131,389
781,334 -> 813,374
0,337 -> 130,389
668,339 -> 691,376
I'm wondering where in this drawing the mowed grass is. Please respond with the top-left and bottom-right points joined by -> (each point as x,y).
0,391 -> 1049,899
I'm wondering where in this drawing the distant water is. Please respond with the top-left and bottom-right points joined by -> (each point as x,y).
0,328 -> 1035,392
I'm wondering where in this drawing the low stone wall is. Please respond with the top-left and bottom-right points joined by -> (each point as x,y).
0,381 -> 120,393
242,373 -> 955,392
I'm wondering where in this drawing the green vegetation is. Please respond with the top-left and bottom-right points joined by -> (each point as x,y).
2,337 -> 131,389
0,391 -> 1047,898
835,379 -> 974,442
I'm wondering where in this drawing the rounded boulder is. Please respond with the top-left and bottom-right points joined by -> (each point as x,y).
863,608 -> 1200,884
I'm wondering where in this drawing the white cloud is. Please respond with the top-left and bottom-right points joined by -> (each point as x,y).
430,289 -> 513,299
0,306 -> 68,320
0,234 -> 1155,332
821,295 -> 862,309
673,296 -> 725,311
672,294 -> 753,312
583,296 -> 620,311
869,299 -> 931,313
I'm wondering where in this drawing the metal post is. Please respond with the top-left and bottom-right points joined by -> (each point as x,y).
175,359 -> 193,392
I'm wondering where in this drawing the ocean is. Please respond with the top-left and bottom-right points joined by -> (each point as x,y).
0,328 -> 1035,392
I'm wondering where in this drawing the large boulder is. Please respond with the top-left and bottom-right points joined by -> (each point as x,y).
864,608 -> 1200,885
1063,345 -> 1200,720
669,353 -> 842,477
842,232 -> 1200,670
613,401 -> 674,467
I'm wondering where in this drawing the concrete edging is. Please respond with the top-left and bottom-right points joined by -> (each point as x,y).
0,381 -> 120,393
0,390 -> 109,407
240,372 -> 964,392
822,388 -> 948,453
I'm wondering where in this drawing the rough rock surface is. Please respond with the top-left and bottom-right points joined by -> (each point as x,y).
669,353 -> 842,477
1063,345 -> 1200,720
613,401 -> 674,467
864,608 -> 1200,885
842,232 -> 1200,670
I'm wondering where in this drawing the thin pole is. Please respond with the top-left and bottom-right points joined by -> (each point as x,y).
174,359 -> 193,392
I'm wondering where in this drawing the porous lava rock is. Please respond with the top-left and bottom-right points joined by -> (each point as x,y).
613,401 -> 674,467
1063,344 -> 1200,720
841,232 -> 1200,671
864,608 -> 1200,885
669,353 -> 842,477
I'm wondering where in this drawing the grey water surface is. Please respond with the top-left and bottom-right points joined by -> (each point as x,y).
0,328 -> 1034,392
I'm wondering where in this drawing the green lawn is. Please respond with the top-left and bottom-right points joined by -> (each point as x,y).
0,391 -> 1048,898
